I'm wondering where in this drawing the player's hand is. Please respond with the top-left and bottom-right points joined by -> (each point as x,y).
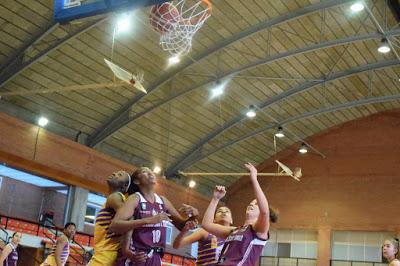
179,204 -> 199,218
244,163 -> 257,179
213,186 -> 226,200
182,220 -> 198,232
128,251 -> 147,263
147,212 -> 171,224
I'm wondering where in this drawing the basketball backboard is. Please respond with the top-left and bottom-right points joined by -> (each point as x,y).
54,0 -> 169,23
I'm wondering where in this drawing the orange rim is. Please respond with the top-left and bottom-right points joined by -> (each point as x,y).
202,0 -> 212,15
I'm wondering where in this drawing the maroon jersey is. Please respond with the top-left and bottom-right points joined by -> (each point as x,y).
115,192 -> 167,266
131,192 -> 167,250
3,243 -> 18,266
218,225 -> 268,266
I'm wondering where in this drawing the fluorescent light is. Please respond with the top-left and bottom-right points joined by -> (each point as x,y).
378,39 -> 391,54
299,143 -> 308,154
168,56 -> 180,65
153,166 -> 161,174
275,126 -> 285,138
188,180 -> 196,188
116,14 -> 131,33
38,117 -> 48,127
350,2 -> 364,12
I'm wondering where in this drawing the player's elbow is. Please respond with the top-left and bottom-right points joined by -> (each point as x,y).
108,220 -> 119,233
172,241 -> 180,249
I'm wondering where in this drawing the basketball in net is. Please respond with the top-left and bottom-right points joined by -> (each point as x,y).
149,2 -> 180,33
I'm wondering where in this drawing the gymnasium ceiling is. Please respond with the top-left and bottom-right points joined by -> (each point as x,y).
1,0 -> 400,196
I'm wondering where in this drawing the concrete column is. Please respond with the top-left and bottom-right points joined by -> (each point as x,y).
64,186 -> 88,231
317,226 -> 332,266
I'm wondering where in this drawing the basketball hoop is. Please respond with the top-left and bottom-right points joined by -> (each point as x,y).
150,0 -> 212,56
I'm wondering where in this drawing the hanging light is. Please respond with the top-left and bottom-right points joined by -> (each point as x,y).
37,117 -> 49,127
188,180 -> 196,188
210,80 -> 224,98
299,143 -> 308,154
116,14 -> 131,33
153,166 -> 161,174
168,55 -> 180,65
246,105 -> 256,118
275,126 -> 285,138
350,2 -> 364,12
378,38 -> 391,54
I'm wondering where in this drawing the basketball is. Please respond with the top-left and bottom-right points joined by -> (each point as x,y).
149,2 -> 180,33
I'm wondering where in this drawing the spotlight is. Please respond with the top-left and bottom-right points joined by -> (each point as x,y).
378,38 -> 391,54
210,80 -> 224,98
38,117 -> 49,127
275,126 -> 285,138
168,55 -> 180,65
350,2 -> 364,12
153,166 -> 161,174
188,180 -> 196,188
299,143 -> 308,154
246,105 -> 256,118
116,14 -> 131,33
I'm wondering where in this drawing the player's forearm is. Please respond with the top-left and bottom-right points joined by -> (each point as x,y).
109,218 -> 152,234
173,231 -> 187,249
202,198 -> 219,228
251,176 -> 269,215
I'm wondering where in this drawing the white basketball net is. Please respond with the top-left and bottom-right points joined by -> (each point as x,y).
152,0 -> 211,56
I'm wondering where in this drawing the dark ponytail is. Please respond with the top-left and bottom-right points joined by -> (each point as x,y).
127,168 -> 142,195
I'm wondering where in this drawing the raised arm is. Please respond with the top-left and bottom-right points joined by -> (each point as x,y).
162,197 -> 199,231
109,194 -> 170,234
173,223 -> 207,249
0,244 -> 12,264
246,163 -> 270,239
201,186 -> 235,239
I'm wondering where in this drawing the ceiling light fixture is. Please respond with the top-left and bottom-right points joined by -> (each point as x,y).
38,117 -> 49,127
246,105 -> 256,118
168,55 -> 180,65
116,14 -> 131,33
210,80 -> 224,98
350,2 -> 364,12
188,180 -> 196,188
299,143 -> 308,154
275,126 -> 285,138
153,166 -> 161,174
378,38 -> 391,54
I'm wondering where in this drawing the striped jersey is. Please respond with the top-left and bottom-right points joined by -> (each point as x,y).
3,243 -> 18,266
44,239 -> 70,266
218,225 -> 268,266
197,233 -> 224,266
93,192 -> 126,251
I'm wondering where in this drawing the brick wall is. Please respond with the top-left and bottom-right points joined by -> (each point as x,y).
227,109 -> 400,232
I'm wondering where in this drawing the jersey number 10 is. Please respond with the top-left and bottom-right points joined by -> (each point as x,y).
152,230 -> 161,243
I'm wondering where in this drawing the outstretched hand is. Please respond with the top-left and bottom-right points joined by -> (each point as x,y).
213,185 -> 226,200
179,204 -> 199,218
244,162 -> 257,179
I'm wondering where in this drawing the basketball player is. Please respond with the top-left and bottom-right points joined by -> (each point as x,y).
0,232 -> 22,266
383,239 -> 400,265
109,166 -> 199,266
40,222 -> 76,266
87,170 -> 131,266
173,206 -> 232,266
202,163 -> 278,266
